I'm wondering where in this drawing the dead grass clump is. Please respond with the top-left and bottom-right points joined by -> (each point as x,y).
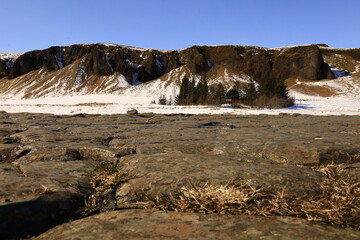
82,162 -> 128,216
152,182 -> 291,216
80,163 -> 359,229
295,165 -> 360,228
150,166 -> 359,229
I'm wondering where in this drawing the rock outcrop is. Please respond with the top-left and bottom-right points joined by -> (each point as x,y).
0,43 -> 338,98
271,45 -> 334,80
0,112 -> 359,238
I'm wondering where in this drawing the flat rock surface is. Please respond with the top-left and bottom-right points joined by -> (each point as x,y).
34,209 -> 360,240
117,153 -> 321,204
0,112 -> 359,238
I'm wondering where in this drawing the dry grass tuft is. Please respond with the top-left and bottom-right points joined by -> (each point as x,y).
81,163 -> 359,229
151,182 -> 290,216
149,165 -> 359,229
295,165 -> 360,228
81,162 -> 128,216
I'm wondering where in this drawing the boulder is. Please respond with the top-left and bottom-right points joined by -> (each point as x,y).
126,109 -> 138,115
78,146 -> 124,162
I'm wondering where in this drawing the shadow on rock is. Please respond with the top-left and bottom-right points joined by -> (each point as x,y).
0,191 -> 84,239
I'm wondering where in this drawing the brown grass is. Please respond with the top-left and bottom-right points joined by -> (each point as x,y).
81,162 -> 128,216
353,72 -> 360,78
82,164 -> 359,229
150,182 -> 290,216
296,165 -> 360,228
286,77 -> 338,97
149,165 -> 359,229
322,53 -> 358,73
290,84 -> 335,97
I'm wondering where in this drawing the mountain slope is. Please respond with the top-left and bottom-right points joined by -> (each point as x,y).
0,43 -> 338,99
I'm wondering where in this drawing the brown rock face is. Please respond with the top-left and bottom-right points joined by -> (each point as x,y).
8,50 -> 44,79
84,46 -> 113,76
272,45 -> 334,80
0,59 -> 8,78
2,43 -> 335,92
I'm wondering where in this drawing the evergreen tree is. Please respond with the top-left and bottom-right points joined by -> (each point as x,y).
177,77 -> 195,105
188,79 -> 195,104
258,74 -> 275,97
213,83 -> 225,105
158,95 -> 167,105
194,79 -> 209,104
257,74 -> 288,98
274,78 -> 288,98
177,77 -> 196,105
243,81 -> 257,101
178,77 -> 190,105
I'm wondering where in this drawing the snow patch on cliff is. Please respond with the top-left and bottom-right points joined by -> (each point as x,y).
154,56 -> 163,70
73,58 -> 87,88
0,53 -> 22,60
55,48 -> 64,69
116,75 -> 131,89
106,55 -> 114,73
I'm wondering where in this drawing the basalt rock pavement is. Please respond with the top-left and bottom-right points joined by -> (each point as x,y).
0,111 -> 359,239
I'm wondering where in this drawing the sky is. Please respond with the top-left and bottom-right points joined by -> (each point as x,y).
1,0 -> 359,53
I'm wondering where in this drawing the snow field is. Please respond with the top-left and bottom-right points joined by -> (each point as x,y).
0,87 -> 358,115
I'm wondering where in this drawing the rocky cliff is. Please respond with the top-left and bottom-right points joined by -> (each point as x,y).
0,43 -> 343,99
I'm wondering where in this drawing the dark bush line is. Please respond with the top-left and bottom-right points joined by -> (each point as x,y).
175,75 -> 294,109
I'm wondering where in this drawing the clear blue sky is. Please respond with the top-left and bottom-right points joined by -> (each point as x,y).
1,0 -> 359,53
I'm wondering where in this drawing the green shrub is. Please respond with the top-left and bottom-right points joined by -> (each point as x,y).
158,95 -> 167,105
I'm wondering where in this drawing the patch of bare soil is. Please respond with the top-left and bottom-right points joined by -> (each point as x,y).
74,103 -> 115,107
291,84 -> 335,97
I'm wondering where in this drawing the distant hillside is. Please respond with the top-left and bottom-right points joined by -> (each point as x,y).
0,43 -> 359,101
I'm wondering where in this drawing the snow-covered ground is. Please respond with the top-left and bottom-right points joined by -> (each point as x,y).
0,88 -> 358,115
0,60 -> 359,116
